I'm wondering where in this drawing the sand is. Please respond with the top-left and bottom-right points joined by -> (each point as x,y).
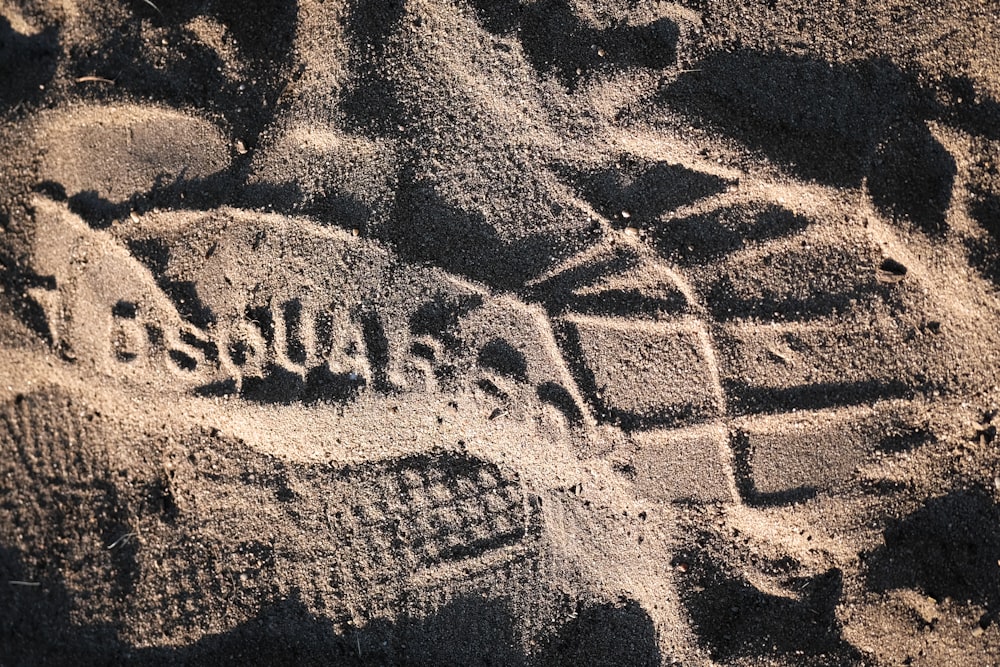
1,1 -> 999,665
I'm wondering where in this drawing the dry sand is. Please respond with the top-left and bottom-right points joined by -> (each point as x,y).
2,1 -> 1000,665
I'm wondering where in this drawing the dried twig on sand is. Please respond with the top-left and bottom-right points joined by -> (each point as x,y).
75,76 -> 115,85
139,0 -> 163,15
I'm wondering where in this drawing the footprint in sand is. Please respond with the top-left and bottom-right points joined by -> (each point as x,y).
3,0 -> 1000,664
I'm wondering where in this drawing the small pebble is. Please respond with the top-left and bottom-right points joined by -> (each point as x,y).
235,139 -> 248,155
621,210 -> 631,218
876,258 -> 907,284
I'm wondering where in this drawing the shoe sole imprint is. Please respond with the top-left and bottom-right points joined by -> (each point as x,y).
7,9 -> 994,661
10,53 -> 981,652
5,2 -> 1000,661
4,0 -> 983,516
316,451 -> 540,586
0,389 -> 542,621
176,440 -> 544,608
20,166 -> 962,508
